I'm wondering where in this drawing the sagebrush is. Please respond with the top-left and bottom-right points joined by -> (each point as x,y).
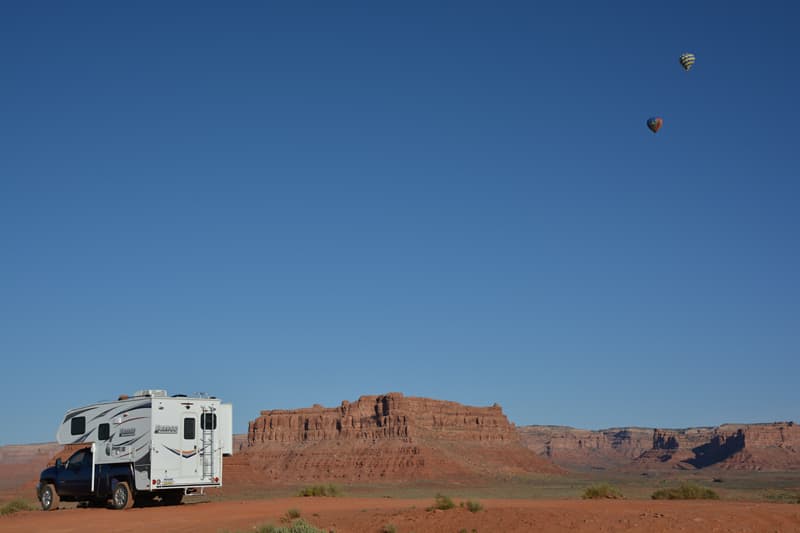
255,519 -> 327,533
297,484 -> 341,497
582,484 -> 623,500
428,493 -> 455,511
464,500 -> 483,513
0,499 -> 35,516
651,483 -> 719,500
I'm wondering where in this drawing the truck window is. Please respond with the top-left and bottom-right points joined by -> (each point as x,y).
71,417 -> 86,435
201,413 -> 217,430
68,450 -> 86,469
98,423 -> 110,440
184,417 -> 195,440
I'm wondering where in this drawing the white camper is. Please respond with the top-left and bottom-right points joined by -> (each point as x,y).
52,389 -> 232,505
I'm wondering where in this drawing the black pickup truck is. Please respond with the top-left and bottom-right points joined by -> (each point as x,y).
37,447 -> 183,510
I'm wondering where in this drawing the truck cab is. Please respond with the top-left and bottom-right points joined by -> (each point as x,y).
53,448 -> 93,500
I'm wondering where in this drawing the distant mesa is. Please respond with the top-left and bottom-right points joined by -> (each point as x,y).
519,421 -> 800,471
225,392 -> 562,484
0,443 -> 63,492
518,426 -> 653,470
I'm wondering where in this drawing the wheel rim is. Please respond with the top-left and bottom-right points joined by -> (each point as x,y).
42,488 -> 52,508
114,487 -> 127,508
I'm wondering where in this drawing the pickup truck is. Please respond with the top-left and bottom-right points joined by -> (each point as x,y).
37,447 -> 183,510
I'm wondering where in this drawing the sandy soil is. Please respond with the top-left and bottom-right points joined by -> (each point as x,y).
2,497 -> 800,533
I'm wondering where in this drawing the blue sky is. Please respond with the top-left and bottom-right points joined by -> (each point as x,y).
1,1 -> 798,445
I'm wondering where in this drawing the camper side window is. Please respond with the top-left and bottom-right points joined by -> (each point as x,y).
201,413 -> 217,430
184,417 -> 195,440
98,423 -> 110,440
71,417 -> 86,435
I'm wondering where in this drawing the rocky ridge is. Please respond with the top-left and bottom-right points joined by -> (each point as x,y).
520,422 -> 800,471
518,426 -> 652,470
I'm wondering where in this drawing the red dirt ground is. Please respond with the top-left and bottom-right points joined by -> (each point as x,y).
2,497 -> 799,532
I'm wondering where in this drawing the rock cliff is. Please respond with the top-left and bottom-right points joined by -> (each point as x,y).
520,422 -> 800,471
518,426 -> 652,470
227,393 -> 560,484
640,422 -> 800,470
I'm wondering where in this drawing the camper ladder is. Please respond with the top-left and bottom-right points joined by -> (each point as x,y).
201,405 -> 216,480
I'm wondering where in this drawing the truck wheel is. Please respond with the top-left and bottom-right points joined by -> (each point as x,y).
111,481 -> 134,510
39,483 -> 60,511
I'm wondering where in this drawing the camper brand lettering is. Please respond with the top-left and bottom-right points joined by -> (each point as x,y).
155,424 -> 179,434
119,427 -> 136,437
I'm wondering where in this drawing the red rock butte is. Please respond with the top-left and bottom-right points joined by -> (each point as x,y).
225,393 -> 562,484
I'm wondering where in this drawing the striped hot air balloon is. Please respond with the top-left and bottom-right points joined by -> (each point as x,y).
647,117 -> 663,133
679,53 -> 696,71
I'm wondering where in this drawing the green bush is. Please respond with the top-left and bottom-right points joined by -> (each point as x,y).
428,493 -> 455,511
582,483 -> 623,500
256,519 -> 327,533
651,483 -> 719,500
381,524 -> 397,533
0,499 -> 35,516
464,500 -> 483,513
285,508 -> 302,520
297,484 -> 341,497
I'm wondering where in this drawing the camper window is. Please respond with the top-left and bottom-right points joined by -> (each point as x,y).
71,417 -> 86,435
184,417 -> 195,440
98,423 -> 110,440
201,413 -> 217,430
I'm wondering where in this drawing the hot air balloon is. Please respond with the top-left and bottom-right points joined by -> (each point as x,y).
647,117 -> 663,133
679,53 -> 696,71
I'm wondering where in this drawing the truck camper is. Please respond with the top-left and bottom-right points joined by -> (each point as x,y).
37,389 -> 233,510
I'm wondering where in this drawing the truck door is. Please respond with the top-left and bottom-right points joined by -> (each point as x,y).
60,448 -> 93,498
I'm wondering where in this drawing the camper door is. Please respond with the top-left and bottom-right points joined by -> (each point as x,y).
179,410 -> 200,480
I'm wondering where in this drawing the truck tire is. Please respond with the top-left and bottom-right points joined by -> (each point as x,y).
39,483 -> 60,511
111,481 -> 134,510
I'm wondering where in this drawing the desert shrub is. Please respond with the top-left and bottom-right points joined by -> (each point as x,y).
285,508 -> 302,520
255,520 -> 327,533
651,483 -> 719,500
427,493 -> 455,511
464,500 -> 483,513
381,524 -> 397,533
0,499 -> 35,516
297,484 -> 341,497
582,483 -> 623,500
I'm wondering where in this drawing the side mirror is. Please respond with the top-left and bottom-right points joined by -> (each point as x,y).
55,458 -> 63,468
